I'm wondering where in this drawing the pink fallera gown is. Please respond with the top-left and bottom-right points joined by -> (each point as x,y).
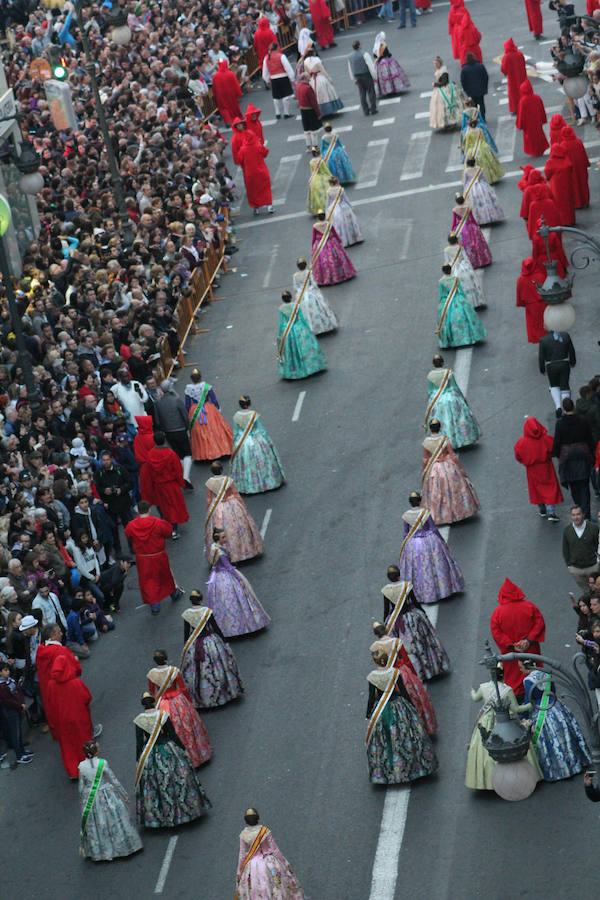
204,476 -> 264,562
311,223 -> 356,285
451,205 -> 492,268
421,437 -> 480,525
236,826 -> 304,899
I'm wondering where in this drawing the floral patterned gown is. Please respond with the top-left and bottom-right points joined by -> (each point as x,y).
146,666 -> 212,767
78,757 -> 143,860
204,475 -> 264,561
293,269 -> 338,335
231,409 -> 286,493
277,303 -> 328,379
235,825 -> 305,899
181,606 -> 244,708
206,543 -> 271,637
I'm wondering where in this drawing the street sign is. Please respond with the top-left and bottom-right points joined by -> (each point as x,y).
30,58 -> 53,82
0,194 -> 11,237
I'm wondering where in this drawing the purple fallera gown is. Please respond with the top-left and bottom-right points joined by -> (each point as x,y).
205,545 -> 270,637
398,516 -> 464,604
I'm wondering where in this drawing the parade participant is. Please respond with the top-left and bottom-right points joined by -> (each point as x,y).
296,27 -> 315,80
204,462 -> 264,562
253,17 -> 279,66
457,17 -> 482,66
307,148 -> 332,215
372,32 -> 410,96
133,415 -> 157,505
425,354 -> 481,448
145,432 -> 189,539
93,452 -> 135,554
326,177 -> 363,247
369,643 -> 437,735
235,808 -> 304,900
293,258 -> 338,335
531,216 -> 569,275
501,39 -> 528,114
48,652 -> 97,778
563,506 -> 599,591
522,665 -> 590,780
134,693 -> 211,829
311,210 -> 357,286
462,158 -> 505,225
321,123 -> 355,183
231,118 -> 248,166
309,0 -> 336,50
443,233 -> 487,309
398,495 -> 464,606
154,382 -> 194,489
207,528 -> 270,637
146,650 -> 212,768
184,369 -> 233,462
524,0 -> 544,38
262,43 -> 296,119
238,130 -> 274,216
347,41 -> 377,117
305,55 -> 344,116
554,405 -> 594,520
490,578 -> 545,696
466,669 -> 541,790
451,195 -> 492,268
437,264 -> 487,349
422,420 -> 480,525
124,502 -> 183,617
277,291 -> 328,380
544,143 -> 576,225
180,591 -> 244,708
460,99 -> 497,152
211,60 -> 242,126
549,112 -> 568,145
245,104 -> 265,145
231,396 -> 286,494
448,1 -> 467,60
522,177 -> 561,240
429,58 -> 461,130
539,331 -> 576,417
0,659 -> 33,764
561,126 -> 590,209
78,740 -> 143,861
463,120 -> 504,183
516,81 -> 549,157
296,73 -> 322,152
36,622 -> 72,739
460,53 -> 488,118
365,660 -> 438,784
514,417 -> 563,522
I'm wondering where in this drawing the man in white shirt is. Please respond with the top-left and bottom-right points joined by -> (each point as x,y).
32,581 -> 67,630
347,40 -> 378,116
111,368 -> 149,433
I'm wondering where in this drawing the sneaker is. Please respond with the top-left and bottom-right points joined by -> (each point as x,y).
538,508 -> 547,518
150,606 -> 161,616
171,586 -> 185,602
267,205 -> 274,214
93,724 -> 103,738
183,479 -> 194,490
17,755 -> 33,764
547,514 -> 560,522
172,530 -> 179,540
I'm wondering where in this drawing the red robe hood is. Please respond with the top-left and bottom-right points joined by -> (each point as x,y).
504,38 -> 519,53
51,652 -> 79,683
518,164 -> 536,190
519,80 -> 534,97
498,578 -> 526,604
549,142 -> 567,159
520,256 -> 538,277
561,126 -> 577,143
232,118 -> 246,130
257,17 -> 271,30
135,415 -> 154,435
245,103 -> 262,122
523,416 -> 547,440
217,60 -> 230,72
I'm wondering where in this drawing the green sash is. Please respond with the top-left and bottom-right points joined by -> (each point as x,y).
190,383 -> 211,428
532,676 -> 552,748
79,758 -> 105,852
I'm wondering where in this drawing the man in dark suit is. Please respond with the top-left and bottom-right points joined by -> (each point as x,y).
553,398 -> 594,519
460,53 -> 489,119
539,330 -> 576,416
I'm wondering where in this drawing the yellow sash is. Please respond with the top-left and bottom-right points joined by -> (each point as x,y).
231,413 -> 258,462
463,166 -> 481,203
135,710 -> 168,787
422,436 -> 449,483
180,609 -> 212,667
424,369 -> 451,428
236,825 -> 269,894
308,157 -> 328,190
385,637 -> 401,668
436,278 -> 459,336
399,507 -> 429,559
365,669 -> 400,745
153,665 -> 178,702
384,581 -> 412,632
205,478 -> 231,529
377,43 -> 387,61
454,207 -> 470,237
322,134 -> 338,167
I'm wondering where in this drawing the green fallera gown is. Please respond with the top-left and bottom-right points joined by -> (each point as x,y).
437,275 -> 487,349
277,303 -> 327,380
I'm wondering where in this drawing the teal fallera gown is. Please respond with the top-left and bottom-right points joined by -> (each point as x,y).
437,275 -> 487,349
231,410 -> 286,493
277,303 -> 327,380
426,370 -> 482,449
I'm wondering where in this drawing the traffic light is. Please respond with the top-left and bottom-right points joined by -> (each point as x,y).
47,45 -> 67,81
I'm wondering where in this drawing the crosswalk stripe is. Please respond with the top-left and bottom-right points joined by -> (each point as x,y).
495,114 -> 517,163
296,104 -> 360,120
420,90 -> 432,98
288,125 -> 354,141
498,97 -> 509,105
355,138 -> 389,190
380,97 -> 402,106
373,117 -> 395,127
445,139 -> 463,173
400,131 -> 432,181
271,154 -> 302,206
414,110 -> 429,119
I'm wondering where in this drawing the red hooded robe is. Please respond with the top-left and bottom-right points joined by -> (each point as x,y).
245,103 -> 264,144
47,653 -> 93,777
448,2 -> 468,60
457,18 -> 482,65
524,0 -> 543,36
519,169 -> 546,217
501,39 -> 527,114
525,184 -> 561,239
35,641 -> 74,740
146,446 -> 189,525
490,578 -> 546,693
561,126 -> 590,208
253,18 -> 278,66
531,217 -> 569,275
544,144 -> 576,225
516,257 -> 547,343
133,414 -> 156,505
514,417 -> 563,505
309,0 -> 334,48
238,131 -> 272,208
516,80 -> 548,156
231,119 -> 247,166
549,113 -> 567,145
518,164 -> 537,193
211,60 -> 242,125
124,514 -> 176,606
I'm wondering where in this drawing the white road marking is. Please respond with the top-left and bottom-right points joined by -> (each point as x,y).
262,243 -> 280,287
135,604 -> 145,610
288,133 -> 310,142
261,118 -> 276,127
296,105 -> 359,119
414,110 -> 430,119
453,346 -> 473,395
272,155 -> 301,207
368,789 -> 411,900
445,140 -> 463,173
356,138 -> 389,189
495,114 -> 517,163
260,508 -> 272,539
400,131 -> 432,180
380,97 -> 402,106
292,390 -> 306,422
396,221 -> 413,260
420,90 -> 433,98
289,125 -> 353,140
583,138 -> 600,150
373,117 -> 395,127
498,97 -> 509,105
154,837 -> 178,894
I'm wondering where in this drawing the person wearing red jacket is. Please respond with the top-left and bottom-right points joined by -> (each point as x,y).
524,0 -> 543,38
253,17 -> 278,66
501,39 -> 527,115
516,257 -> 547,343
516,80 -> 549,156
145,431 -> 189,538
490,579 -> 546,696
296,72 -> 322,151
561,125 -> 590,208
544,142 -> 576,225
133,414 -> 156,506
309,0 -> 336,49
124,502 -> 183,616
514,417 -> 563,520
211,60 -> 242,126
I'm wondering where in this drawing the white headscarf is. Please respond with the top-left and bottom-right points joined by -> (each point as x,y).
373,31 -> 386,57
298,28 -> 313,57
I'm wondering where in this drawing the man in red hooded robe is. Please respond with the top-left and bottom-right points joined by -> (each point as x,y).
549,113 -> 567,145
231,118 -> 247,166
457,17 -> 482,65
531,217 -> 569,275
561,125 -> 590,208
516,257 -> 547,343
35,622 -> 74,740
448,1 -> 467,60
125,502 -> 181,615
523,180 -> 561,240
501,39 -> 527,114
514,418 -> 563,518
253,18 -> 278,66
516,80 -> 549,156
145,431 -> 189,538
245,103 -> 264,144
544,143 -> 576,225
524,0 -> 543,38
47,652 -> 94,777
309,0 -> 335,49
490,579 -> 545,696
211,60 -> 242,126
133,414 -> 156,505
238,131 -> 273,214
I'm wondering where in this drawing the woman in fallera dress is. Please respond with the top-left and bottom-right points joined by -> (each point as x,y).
326,177 -> 363,247
398,494 -> 464,605
184,368 -> 233,461
443,232 -> 487,309
146,650 -> 212,768
425,353 -> 481,448
78,740 -> 143,861
206,528 -> 270,637
293,257 -> 338,335
437,264 -> 487,349
382,566 -> 452,679
451,194 -> 492,268
462,119 -> 504,184
277,290 -> 328,380
320,123 -> 355,183
134,693 -> 211,829
369,637 -> 437,735
304,54 -> 344,116
461,99 -> 497,152
372,31 -> 410,96
231,395 -> 285,494
235,808 -> 304,900
204,461 -> 264,562
307,149 -> 332,215
180,591 -> 244,708
429,57 -> 462,130
462,157 -> 505,225
421,419 -> 480,525
311,210 -> 356,286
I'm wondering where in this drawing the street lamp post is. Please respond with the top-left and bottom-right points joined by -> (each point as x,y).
535,216 -> 575,331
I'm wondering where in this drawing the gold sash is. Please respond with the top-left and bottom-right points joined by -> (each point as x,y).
365,669 -> 400,745
450,246 -> 462,268
385,637 -> 401,669
385,582 -> 412,632
398,509 -> 429,560
424,369 -> 451,428
436,279 -> 459,336
376,43 -> 386,61
463,166 -> 481,203
454,207 -> 470,237
180,609 -> 212,667
235,825 -> 269,896
322,134 -> 338,167
135,710 -> 168,786
154,665 -> 178,702
205,478 -> 231,529
231,412 -> 258,462
308,157 -> 328,190
422,436 -> 449,483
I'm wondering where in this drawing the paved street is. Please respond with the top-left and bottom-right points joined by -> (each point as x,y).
4,1 -> 600,897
